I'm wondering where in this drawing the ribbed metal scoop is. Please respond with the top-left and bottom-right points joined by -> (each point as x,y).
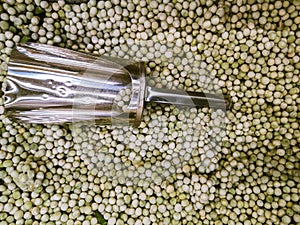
4,43 -> 230,126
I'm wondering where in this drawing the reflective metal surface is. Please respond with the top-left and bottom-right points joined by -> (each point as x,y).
146,87 -> 231,109
5,43 -> 231,127
5,43 -> 146,126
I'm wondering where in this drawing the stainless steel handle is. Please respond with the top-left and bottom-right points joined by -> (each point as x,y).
145,86 -> 230,109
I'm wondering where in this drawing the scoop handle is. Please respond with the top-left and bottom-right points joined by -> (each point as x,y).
145,86 -> 231,109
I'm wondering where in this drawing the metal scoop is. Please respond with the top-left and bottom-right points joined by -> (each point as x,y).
4,43 -> 230,126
